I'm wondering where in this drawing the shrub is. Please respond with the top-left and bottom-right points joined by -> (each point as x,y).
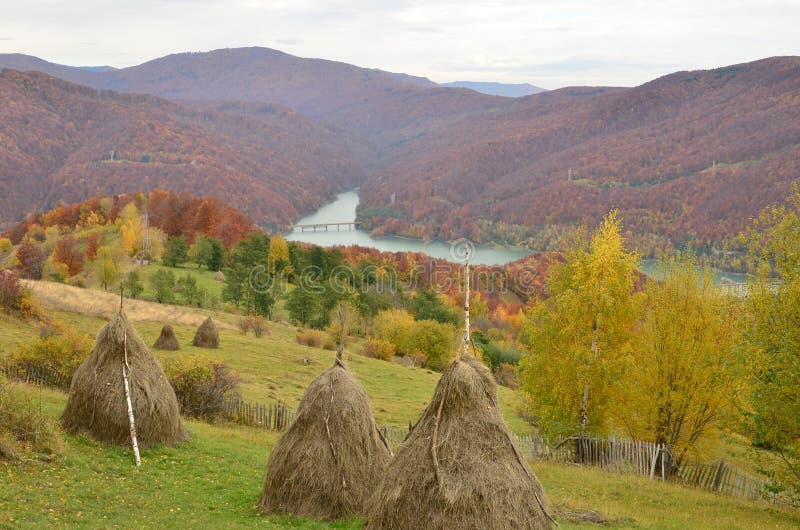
0,378 -> 65,461
322,334 -> 337,351
239,316 -> 269,337
409,319 -> 455,371
493,363 -> 519,389
361,338 -> 395,361
150,269 -> 176,303
13,322 -> 92,385
0,238 -> 12,253
373,309 -> 456,370
124,270 -> 144,299
250,316 -> 268,338
296,329 -> 324,348
162,354 -> 240,421
0,269 -> 37,318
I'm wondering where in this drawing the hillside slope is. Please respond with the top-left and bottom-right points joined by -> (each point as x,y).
360,57 -> 800,250
0,69 -> 367,228
440,81 -> 546,97
0,48 -> 506,151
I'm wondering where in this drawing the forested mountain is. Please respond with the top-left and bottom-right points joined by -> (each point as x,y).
0,69 -> 366,228
359,57 -> 800,253
2,49 -> 799,256
0,48 -> 504,150
439,81 -> 546,97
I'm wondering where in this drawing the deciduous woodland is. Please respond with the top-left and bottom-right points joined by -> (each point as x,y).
1,52 -> 799,268
1,46 -> 800,528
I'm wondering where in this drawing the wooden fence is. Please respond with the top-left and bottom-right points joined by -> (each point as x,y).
2,360 -> 793,505
678,459 -> 765,501
0,358 -> 71,390
220,397 -> 296,431
512,433 -> 672,480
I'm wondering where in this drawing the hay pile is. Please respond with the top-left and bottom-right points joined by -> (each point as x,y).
364,355 -> 554,530
259,358 -> 392,520
153,324 -> 180,350
192,317 -> 219,348
61,313 -> 189,448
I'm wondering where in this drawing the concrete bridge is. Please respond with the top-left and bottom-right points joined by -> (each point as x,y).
294,221 -> 360,232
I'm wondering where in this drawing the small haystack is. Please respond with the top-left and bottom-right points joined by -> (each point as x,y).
214,270 -> 225,282
61,312 -> 189,448
153,324 -> 180,350
259,307 -> 391,520
364,355 -> 554,529
192,317 -> 219,348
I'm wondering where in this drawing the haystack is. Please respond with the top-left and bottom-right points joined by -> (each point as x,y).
153,324 -> 180,350
258,356 -> 392,520
192,317 -> 219,348
61,313 -> 189,448
364,353 -> 555,530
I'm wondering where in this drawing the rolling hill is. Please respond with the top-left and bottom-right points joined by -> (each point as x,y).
0,48 -> 505,151
359,57 -> 800,252
439,81 -> 546,97
0,69 -> 367,228
2,49 -> 799,255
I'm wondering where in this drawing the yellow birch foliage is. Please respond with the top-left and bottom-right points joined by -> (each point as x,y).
519,210 -> 639,436
620,257 -> 741,465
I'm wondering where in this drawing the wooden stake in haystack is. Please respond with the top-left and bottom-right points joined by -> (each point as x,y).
462,250 -> 471,359
365,245 -> 556,529
258,303 -> 392,520
120,288 -> 141,466
61,293 -> 188,457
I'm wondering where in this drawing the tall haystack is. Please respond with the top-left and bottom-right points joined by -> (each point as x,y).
192,317 -> 219,348
364,355 -> 554,529
153,324 -> 180,350
365,254 -> 554,530
61,312 -> 189,448
259,340 -> 392,519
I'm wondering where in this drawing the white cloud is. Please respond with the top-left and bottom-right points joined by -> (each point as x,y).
0,0 -> 797,87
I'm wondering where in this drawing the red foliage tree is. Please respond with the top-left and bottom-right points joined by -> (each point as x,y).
16,240 -> 45,280
85,232 -> 103,261
52,235 -> 85,276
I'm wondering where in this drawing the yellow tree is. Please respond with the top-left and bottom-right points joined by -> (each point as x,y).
269,234 -> 290,274
119,203 -> 143,257
96,245 -> 121,291
519,210 -> 639,435
621,256 -> 741,468
741,184 -> 800,488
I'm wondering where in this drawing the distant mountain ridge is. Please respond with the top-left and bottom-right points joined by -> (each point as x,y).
360,56 -> 800,251
1,48 -> 799,256
440,81 -> 546,97
0,69 -> 366,228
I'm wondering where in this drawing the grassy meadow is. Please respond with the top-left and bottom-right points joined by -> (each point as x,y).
1,281 -> 799,528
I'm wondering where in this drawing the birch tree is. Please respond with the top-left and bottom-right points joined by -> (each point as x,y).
519,210 -> 639,435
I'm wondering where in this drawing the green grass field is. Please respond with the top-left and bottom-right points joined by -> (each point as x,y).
2,386 -> 799,529
2,283 -> 800,528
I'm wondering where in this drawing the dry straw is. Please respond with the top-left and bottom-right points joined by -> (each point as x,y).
364,254 -> 555,529
153,324 -> 180,350
259,307 -> 392,520
61,312 -> 189,448
192,317 -> 219,348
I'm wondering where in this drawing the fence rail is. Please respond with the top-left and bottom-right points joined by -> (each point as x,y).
2,359 -> 794,505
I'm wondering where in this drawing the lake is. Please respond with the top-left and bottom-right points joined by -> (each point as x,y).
286,190 -> 531,265
287,190 -> 750,284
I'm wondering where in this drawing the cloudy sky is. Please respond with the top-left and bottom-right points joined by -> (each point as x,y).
1,0 -> 797,88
